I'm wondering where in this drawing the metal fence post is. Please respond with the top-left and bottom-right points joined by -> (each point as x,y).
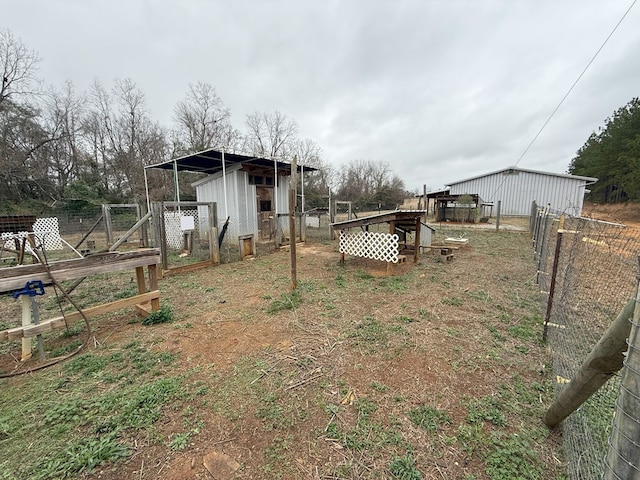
542,215 -> 564,342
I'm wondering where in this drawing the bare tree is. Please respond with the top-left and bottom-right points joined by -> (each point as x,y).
173,82 -> 231,153
0,29 -> 40,108
41,81 -> 85,197
245,110 -> 298,159
336,159 -> 406,209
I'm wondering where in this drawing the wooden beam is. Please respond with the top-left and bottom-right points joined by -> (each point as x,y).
2,290 -> 161,341
0,250 -> 160,293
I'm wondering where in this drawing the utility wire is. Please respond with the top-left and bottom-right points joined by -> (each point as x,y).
488,0 -> 636,201
513,0 -> 637,168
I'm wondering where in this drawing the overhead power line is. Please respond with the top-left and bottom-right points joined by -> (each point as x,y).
513,0 -> 637,168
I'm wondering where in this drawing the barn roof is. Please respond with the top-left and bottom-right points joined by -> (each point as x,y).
446,166 -> 597,186
146,148 -> 317,175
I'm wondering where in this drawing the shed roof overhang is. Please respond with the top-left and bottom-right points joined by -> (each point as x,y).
145,148 -> 316,176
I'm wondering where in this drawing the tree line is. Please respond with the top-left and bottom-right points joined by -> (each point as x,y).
0,29 -> 407,214
569,97 -> 640,203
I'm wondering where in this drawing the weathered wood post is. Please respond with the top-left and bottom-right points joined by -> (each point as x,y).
289,156 -> 298,291
495,200 -> 501,231
543,296 -> 635,427
603,257 -> 640,479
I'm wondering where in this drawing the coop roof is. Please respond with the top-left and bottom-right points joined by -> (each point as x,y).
146,148 -> 316,176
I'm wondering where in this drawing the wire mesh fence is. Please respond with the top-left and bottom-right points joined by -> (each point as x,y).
533,203 -> 640,480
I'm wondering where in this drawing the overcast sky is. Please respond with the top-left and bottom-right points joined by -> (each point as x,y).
3,1 -> 640,191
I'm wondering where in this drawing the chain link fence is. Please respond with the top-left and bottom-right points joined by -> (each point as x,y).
533,203 -> 640,479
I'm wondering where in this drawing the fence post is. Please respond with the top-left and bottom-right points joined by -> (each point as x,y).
495,200 -> 501,231
542,215 -> 565,342
529,200 -> 537,232
603,256 -> 640,479
543,296 -> 635,427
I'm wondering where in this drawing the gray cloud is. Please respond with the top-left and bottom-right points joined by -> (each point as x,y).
3,0 -> 639,191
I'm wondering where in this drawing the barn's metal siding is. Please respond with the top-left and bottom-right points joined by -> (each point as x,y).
449,170 -> 589,216
195,170 -> 258,242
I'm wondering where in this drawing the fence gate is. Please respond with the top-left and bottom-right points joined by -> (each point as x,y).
151,201 -> 217,271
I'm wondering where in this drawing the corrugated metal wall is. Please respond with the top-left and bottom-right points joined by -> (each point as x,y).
195,169 -> 290,242
449,170 -> 588,216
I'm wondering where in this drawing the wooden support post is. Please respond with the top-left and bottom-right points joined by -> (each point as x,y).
103,204 -> 113,245
495,200 -> 501,232
135,266 -> 146,294
603,258 -> 640,479
289,155 -> 298,291
20,295 -> 32,361
543,297 -> 635,428
148,264 -> 160,311
413,217 -> 420,264
210,227 -> 220,265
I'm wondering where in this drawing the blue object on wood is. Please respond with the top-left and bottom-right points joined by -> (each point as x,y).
12,280 -> 45,299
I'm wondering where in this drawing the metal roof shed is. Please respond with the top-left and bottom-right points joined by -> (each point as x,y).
445,166 -> 597,216
144,149 -> 316,246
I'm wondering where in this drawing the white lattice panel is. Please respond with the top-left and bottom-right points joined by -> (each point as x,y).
33,217 -> 63,251
339,231 -> 399,263
164,210 -> 199,250
1,217 -> 62,252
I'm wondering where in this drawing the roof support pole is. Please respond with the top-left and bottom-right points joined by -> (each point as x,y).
222,148 -> 228,220
143,166 -> 151,214
173,160 -> 181,213
273,156 -> 278,216
301,164 -> 305,213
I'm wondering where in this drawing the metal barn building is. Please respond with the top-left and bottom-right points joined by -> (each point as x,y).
446,167 -> 597,216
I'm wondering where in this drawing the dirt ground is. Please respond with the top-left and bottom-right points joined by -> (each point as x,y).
2,203 -> 637,479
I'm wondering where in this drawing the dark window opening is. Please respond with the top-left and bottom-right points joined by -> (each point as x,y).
260,200 -> 272,212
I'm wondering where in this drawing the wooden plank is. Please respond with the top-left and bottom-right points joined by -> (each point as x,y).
0,250 -> 160,293
135,304 -> 152,317
1,291 -> 160,340
162,260 -> 212,277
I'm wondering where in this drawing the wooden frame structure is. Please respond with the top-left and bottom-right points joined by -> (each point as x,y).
0,249 -> 161,342
331,210 -> 428,266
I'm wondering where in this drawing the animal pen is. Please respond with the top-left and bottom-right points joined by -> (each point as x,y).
531,202 -> 640,479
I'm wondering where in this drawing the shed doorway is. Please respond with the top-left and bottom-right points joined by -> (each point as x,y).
257,187 -> 274,241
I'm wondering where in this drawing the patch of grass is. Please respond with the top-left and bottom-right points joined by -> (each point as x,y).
355,269 -> 374,280
381,276 -> 407,292
457,423 -> 486,456
395,315 -> 417,324
267,290 -> 302,313
442,296 -> 463,306
263,435 -> 293,478
34,432 -> 130,480
346,316 -> 388,351
485,432 -> 542,480
407,405 -> 451,433
507,314 -> 540,342
49,339 -> 83,357
370,381 -> 389,393
466,396 -> 505,427
60,324 -> 84,338
335,273 -> 346,287
389,453 -> 422,479
488,325 -> 505,342
142,305 -> 174,325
